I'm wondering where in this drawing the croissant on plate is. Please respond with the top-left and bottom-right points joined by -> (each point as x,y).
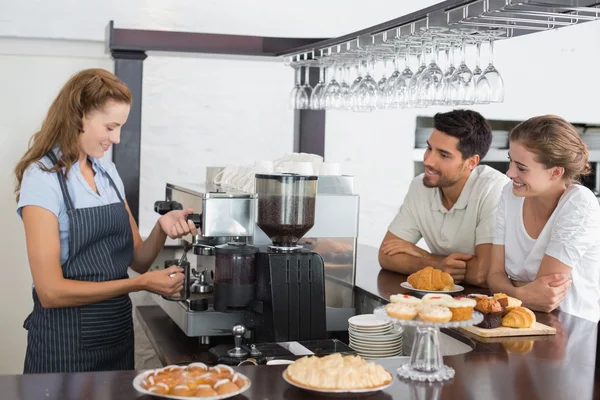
407,266 -> 454,291
501,306 -> 536,328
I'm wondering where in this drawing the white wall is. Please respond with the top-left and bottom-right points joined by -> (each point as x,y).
2,0 -> 600,374
0,38 -> 113,374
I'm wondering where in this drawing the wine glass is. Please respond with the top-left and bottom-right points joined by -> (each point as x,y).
416,37 -> 444,105
477,37 -> 504,103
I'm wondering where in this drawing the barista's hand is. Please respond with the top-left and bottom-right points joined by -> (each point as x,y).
436,253 -> 472,282
158,209 -> 199,239
141,266 -> 185,297
518,274 -> 570,313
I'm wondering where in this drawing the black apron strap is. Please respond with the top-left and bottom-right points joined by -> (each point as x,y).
103,168 -> 125,203
45,151 -> 75,212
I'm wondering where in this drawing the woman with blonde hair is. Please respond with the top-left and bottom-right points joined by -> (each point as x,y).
488,115 -> 600,322
15,68 -> 197,373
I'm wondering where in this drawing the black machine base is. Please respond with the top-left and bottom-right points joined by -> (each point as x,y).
214,283 -> 255,312
246,248 -> 327,343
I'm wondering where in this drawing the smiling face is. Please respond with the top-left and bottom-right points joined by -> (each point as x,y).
506,140 -> 565,197
423,129 -> 479,188
79,100 -> 130,159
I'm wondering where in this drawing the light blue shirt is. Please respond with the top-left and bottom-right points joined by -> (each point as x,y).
17,153 -> 126,265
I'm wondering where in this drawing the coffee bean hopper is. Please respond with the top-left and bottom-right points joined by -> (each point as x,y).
244,173 -> 327,343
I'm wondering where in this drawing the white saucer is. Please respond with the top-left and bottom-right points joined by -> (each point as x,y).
348,314 -> 390,328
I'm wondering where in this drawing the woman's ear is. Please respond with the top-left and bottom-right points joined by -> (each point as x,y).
551,166 -> 565,181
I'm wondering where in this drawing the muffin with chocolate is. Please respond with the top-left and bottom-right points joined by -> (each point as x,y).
474,296 -> 503,329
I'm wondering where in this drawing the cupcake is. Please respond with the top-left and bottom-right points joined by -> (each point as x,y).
418,305 -> 452,323
446,297 -> 476,321
385,302 -> 420,320
474,296 -> 503,329
390,294 -> 422,305
422,293 -> 453,305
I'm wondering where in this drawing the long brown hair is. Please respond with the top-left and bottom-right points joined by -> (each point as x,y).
509,115 -> 592,184
14,68 -> 132,201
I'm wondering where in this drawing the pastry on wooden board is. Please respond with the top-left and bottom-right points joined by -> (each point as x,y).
407,266 -> 454,291
473,296 -> 504,329
493,293 -> 522,314
501,306 -> 536,328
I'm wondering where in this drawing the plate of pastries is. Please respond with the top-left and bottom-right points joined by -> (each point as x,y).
401,266 -> 464,293
132,363 -> 251,399
385,293 -> 478,323
282,353 -> 393,396
469,293 -> 536,329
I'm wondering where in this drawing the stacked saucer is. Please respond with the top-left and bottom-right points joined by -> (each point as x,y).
348,314 -> 403,359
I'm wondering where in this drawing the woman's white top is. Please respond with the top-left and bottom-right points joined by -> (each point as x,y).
493,182 -> 600,322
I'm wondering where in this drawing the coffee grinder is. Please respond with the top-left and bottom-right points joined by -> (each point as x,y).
247,173 -> 327,343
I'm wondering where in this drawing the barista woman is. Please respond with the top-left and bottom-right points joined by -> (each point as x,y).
14,68 -> 198,373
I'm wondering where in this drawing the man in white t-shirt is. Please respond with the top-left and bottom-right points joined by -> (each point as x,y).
379,109 -> 510,287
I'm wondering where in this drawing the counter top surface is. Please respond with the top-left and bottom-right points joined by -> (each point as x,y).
2,245 -> 599,399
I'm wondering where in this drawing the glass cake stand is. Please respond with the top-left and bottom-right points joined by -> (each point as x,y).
373,306 -> 483,382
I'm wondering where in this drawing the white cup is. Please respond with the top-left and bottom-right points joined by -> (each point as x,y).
290,161 -> 314,175
319,162 -> 342,176
254,160 -> 274,174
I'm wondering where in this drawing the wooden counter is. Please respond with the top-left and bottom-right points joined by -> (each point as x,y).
2,245 -> 599,400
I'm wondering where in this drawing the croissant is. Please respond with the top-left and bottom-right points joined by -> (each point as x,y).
501,307 -> 536,328
407,266 -> 454,291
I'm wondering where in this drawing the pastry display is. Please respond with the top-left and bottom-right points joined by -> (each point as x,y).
386,302 -> 420,320
138,363 -> 249,398
445,297 -> 476,321
285,353 -> 392,390
417,304 -> 453,322
390,294 -> 422,305
501,306 -> 536,328
422,293 -> 454,305
473,296 -> 504,329
407,266 -> 454,291
385,293 -> 477,322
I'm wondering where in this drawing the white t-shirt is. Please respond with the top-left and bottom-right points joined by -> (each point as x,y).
389,165 -> 510,255
493,182 -> 600,322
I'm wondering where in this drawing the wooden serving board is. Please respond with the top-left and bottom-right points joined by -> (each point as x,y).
460,322 -> 556,338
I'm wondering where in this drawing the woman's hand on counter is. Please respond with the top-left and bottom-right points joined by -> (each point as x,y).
516,273 -> 570,313
139,266 -> 185,297
158,209 -> 199,239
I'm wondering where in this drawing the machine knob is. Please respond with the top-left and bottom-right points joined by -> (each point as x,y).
186,213 -> 202,228
154,201 -> 183,215
227,324 -> 248,358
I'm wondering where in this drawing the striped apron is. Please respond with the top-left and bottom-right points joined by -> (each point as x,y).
23,152 -> 135,373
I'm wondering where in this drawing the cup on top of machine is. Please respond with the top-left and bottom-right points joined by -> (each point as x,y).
319,162 -> 342,176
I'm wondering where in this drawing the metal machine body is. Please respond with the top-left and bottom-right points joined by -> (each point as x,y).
153,170 -> 359,339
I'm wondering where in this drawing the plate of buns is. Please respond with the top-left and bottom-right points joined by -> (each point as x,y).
402,266 -> 464,293
282,353 -> 393,397
132,363 -> 251,399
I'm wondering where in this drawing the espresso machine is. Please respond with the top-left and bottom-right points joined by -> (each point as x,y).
153,168 -> 359,361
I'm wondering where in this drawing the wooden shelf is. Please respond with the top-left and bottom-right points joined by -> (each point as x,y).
413,149 -> 600,163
